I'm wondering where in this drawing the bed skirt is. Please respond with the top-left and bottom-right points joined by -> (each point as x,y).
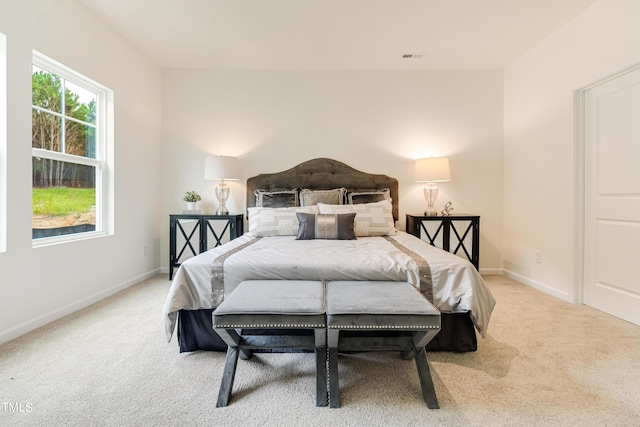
177,309 -> 477,353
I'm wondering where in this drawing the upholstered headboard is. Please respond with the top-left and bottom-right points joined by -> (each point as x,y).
246,158 -> 399,221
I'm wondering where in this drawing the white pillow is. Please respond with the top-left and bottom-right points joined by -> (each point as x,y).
247,206 -> 319,237
317,200 -> 396,237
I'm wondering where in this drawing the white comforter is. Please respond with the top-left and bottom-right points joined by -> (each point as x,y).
162,231 -> 495,341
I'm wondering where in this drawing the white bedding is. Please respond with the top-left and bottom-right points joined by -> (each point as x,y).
162,231 -> 495,341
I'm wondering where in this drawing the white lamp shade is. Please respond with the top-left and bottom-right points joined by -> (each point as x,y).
204,155 -> 240,181
415,157 -> 451,182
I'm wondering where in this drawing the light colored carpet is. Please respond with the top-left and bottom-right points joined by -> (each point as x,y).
1,275 -> 639,426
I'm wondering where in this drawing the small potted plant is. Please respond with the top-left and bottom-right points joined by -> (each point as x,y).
183,190 -> 201,211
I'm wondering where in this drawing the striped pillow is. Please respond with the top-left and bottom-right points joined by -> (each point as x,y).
247,206 -> 319,236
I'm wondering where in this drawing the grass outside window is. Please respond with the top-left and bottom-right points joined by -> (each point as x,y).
32,187 -> 95,216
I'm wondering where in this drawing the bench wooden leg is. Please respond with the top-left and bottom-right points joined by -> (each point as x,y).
327,328 -> 341,408
328,347 -> 340,408
216,345 -> 239,407
314,328 -> 328,407
413,346 -> 439,409
315,346 -> 328,406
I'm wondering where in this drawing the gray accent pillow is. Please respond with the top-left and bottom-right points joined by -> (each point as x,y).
299,188 -> 347,206
254,189 -> 299,208
296,213 -> 357,240
347,188 -> 391,204
317,200 -> 396,237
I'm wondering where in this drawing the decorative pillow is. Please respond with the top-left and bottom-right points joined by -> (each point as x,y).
299,188 -> 347,207
254,189 -> 299,208
317,200 -> 396,237
346,188 -> 391,205
296,213 -> 356,240
247,206 -> 319,237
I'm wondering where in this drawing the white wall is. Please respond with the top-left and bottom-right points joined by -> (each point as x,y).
161,69 -> 504,272
503,0 -> 640,300
0,0 -> 163,344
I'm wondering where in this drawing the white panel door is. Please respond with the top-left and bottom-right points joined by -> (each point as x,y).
584,66 -> 640,326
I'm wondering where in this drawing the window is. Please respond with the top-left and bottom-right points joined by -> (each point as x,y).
0,32 -> 6,252
32,51 -> 113,245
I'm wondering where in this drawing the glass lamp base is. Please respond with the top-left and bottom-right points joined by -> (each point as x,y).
423,183 -> 440,216
215,182 -> 230,216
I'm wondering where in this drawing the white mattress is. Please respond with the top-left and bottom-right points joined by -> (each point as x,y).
162,231 -> 495,341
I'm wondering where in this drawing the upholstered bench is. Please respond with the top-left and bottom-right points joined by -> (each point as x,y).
212,280 -> 327,407
325,281 -> 441,409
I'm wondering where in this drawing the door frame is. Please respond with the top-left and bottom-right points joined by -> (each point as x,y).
573,61 -> 640,305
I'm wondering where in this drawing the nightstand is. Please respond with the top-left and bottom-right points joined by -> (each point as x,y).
406,214 -> 480,270
169,214 -> 244,280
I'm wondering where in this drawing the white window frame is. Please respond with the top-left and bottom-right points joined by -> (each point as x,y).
0,33 -> 7,253
32,51 -> 114,247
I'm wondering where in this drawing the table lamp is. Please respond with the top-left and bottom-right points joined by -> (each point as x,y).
415,157 -> 450,216
204,155 -> 240,215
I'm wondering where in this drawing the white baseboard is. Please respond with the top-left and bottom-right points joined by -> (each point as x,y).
0,268 -> 161,346
479,268 -> 503,276
503,269 -> 571,302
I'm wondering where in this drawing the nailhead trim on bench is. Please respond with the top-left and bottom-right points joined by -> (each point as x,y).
216,324 -> 436,329
215,323 -> 326,328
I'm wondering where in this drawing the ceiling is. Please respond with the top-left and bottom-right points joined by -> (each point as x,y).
78,0 -> 598,70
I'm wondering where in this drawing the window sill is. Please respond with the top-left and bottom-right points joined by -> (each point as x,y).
32,230 -> 112,248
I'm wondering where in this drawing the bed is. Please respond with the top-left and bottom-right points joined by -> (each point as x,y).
163,158 -> 495,352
